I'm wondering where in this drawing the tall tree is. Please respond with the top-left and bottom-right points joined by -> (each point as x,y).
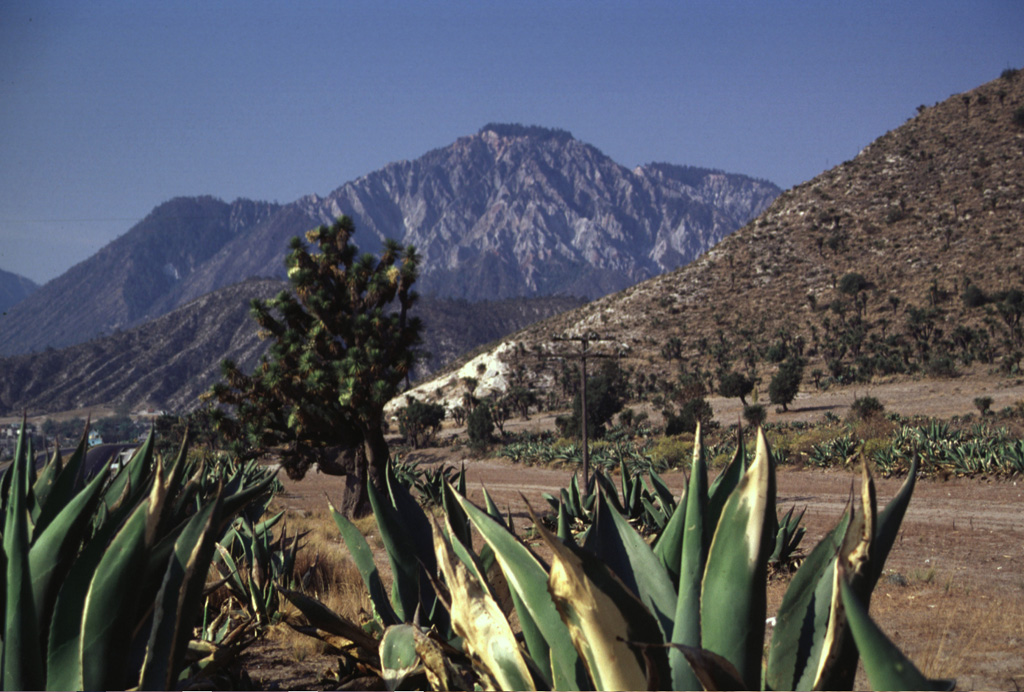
206,216 -> 421,516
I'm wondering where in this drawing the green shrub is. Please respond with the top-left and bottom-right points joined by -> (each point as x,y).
1014,106 -> 1024,128
665,397 -> 714,435
397,397 -> 446,448
649,434 -> 695,468
769,358 -> 804,411
837,271 -> 871,295
466,404 -> 495,448
851,395 -> 885,420
743,403 -> 767,427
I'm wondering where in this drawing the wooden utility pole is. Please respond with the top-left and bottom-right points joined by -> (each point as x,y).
550,332 -> 616,493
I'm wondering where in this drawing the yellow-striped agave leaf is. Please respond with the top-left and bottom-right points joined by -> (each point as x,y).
534,519 -> 667,691
700,427 -> 775,689
433,522 -> 535,691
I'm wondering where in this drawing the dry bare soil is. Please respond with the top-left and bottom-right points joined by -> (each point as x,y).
248,375 -> 1024,690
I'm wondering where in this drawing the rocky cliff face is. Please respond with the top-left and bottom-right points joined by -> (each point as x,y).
319,124 -> 779,299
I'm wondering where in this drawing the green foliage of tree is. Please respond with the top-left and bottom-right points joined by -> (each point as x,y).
206,216 -> 421,516
717,370 -> 755,405
837,272 -> 871,296
664,398 -> 714,436
466,403 -> 495,448
397,397 -> 445,449
559,361 -> 626,440
504,385 -> 539,419
961,284 -> 989,308
769,358 -> 805,412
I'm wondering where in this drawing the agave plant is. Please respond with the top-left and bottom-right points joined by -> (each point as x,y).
285,424 -> 951,690
0,422 -> 278,690
544,432 -> 805,571
427,425 -> 952,691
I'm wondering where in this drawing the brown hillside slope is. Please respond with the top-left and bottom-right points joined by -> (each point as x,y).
513,70 -> 1024,385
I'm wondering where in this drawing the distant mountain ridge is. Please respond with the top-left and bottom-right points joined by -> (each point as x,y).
0,269 -> 37,313
0,125 -> 778,356
0,196 -> 280,355
0,280 -> 582,415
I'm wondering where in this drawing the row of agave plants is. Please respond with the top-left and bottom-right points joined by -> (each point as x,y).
283,424 -> 954,690
0,422 -> 281,690
870,420 -> 1024,476
501,433 -> 660,473
504,417 -> 1024,480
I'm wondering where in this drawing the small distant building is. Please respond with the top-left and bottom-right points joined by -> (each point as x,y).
88,430 -> 103,447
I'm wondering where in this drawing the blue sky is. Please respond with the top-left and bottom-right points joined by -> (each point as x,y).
2,1 -> 1021,284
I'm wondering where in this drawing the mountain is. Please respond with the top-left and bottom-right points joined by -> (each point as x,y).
403,70 -> 1024,403
0,269 -> 37,313
317,124 -> 780,300
0,279 -> 582,415
0,125 -> 778,356
0,197 -> 280,356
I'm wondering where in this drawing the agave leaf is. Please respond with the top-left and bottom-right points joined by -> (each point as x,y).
30,446 -> 62,522
253,509 -> 285,536
279,587 -> 379,653
651,483 -> 687,584
3,424 -> 45,691
482,486 -> 508,525
700,427 -> 774,689
840,570 -> 954,691
582,487 -> 676,639
433,523 -> 535,691
592,470 -> 623,515
534,515 -> 668,691
80,495 -> 152,690
330,504 -> 400,627
137,494 -> 223,691
817,462 -> 880,690
28,460 -> 109,634
705,425 -> 747,542
451,490 -> 584,690
379,624 -> 421,692
641,496 -> 668,531
670,424 -> 708,691
45,501 -> 132,690
626,472 -> 643,517
868,455 -> 920,593
385,462 -> 447,634
543,491 -> 560,513
367,478 -> 424,623
413,623 -> 472,691
557,501 -> 572,542
765,509 -> 849,691
670,643 -> 747,692
101,431 -> 155,514
647,468 -> 676,515
569,472 -> 584,517
442,480 -> 472,551
218,466 -> 279,532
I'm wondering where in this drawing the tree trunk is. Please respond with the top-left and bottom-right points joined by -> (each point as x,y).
361,419 -> 390,494
314,442 -> 372,518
